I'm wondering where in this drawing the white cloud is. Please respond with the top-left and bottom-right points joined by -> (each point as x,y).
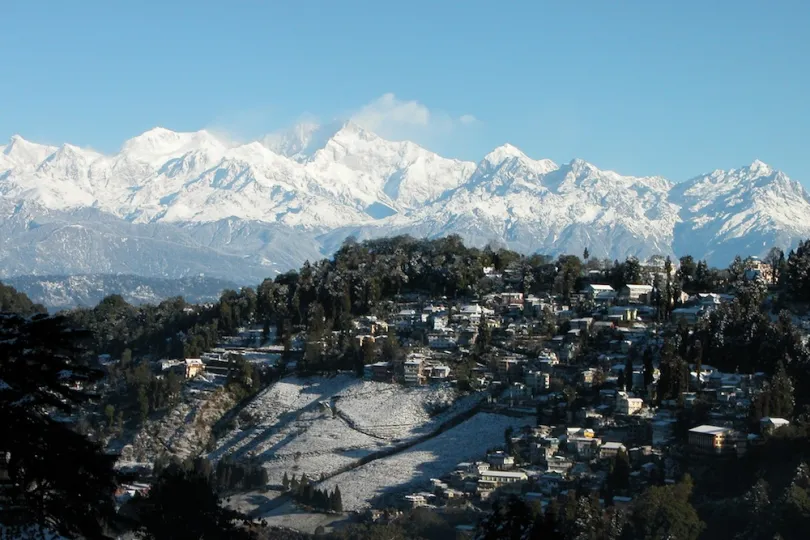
349,93 -> 478,141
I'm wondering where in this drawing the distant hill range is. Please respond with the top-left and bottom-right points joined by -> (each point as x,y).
2,124 -> 809,285
4,274 -> 240,311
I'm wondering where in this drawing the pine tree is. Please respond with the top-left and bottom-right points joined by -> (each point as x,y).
617,369 -> 626,392
608,449 -> 631,492
504,426 -> 515,455
0,314 -> 122,537
105,403 -> 115,430
298,473 -> 309,497
567,496 -> 597,540
312,488 -> 326,510
643,348 -> 655,390
139,464 -> 250,539
331,486 -> 343,512
304,484 -> 315,505
624,355 -> 634,391
769,359 -> 795,419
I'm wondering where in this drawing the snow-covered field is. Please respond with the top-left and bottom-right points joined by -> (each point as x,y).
333,381 -> 480,439
210,375 -> 485,484
318,412 -> 532,511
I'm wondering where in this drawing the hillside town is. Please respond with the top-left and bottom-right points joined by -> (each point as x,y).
4,237 -> 810,540
70,248 -> 799,538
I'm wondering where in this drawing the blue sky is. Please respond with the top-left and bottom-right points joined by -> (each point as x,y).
2,1 -> 808,182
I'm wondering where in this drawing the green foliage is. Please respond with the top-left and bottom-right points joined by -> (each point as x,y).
136,463 -> 251,539
751,360 -> 795,422
642,347 -> 654,389
607,449 -> 631,493
104,403 -> 116,430
656,338 -> 690,404
625,475 -> 704,540
0,281 -> 47,316
284,471 -> 341,513
225,355 -> 264,401
66,287 -> 258,362
0,314 -> 121,537
679,255 -> 697,283
785,240 -> 810,301
555,255 -> 583,298
214,458 -> 268,492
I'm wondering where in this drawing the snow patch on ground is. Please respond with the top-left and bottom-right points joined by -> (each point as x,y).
210,375 -> 484,485
317,412 -> 530,511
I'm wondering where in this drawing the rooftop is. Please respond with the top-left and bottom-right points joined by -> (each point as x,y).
481,470 -> 528,479
689,425 -> 729,435
601,442 -> 626,449
585,284 -> 615,291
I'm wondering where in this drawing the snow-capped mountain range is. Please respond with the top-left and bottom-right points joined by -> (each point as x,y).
2,123 -> 809,285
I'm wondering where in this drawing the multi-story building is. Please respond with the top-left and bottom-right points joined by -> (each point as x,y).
525,370 -> 550,393
619,284 -> 654,305
599,441 -> 627,459
364,361 -> 393,382
568,436 -> 602,460
487,451 -> 515,470
403,357 -> 425,386
616,394 -> 644,415
478,470 -> 527,489
184,358 -> 204,379
688,425 -> 732,455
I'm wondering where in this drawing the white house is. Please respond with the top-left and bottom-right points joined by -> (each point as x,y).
616,394 -> 644,415
619,284 -> 654,304
583,284 -> 615,300
404,356 -> 425,385
760,417 -> 790,434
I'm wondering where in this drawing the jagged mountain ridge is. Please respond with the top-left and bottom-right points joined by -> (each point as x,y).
2,124 -> 809,281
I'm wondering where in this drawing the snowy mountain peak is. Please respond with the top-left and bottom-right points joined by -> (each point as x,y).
1,126 -> 808,276
748,159 -> 772,176
483,143 -> 527,164
5,134 -> 26,149
569,158 -> 597,173
121,127 -> 226,166
2,135 -> 57,166
329,120 -> 379,144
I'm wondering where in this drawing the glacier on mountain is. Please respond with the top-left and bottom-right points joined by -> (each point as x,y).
1,123 -> 809,284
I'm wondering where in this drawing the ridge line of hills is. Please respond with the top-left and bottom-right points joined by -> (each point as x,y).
2,123 -> 809,285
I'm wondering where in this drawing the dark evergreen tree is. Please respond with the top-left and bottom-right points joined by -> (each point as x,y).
643,347 -> 655,390
0,313 -> 122,538
136,465 -> 250,539
624,355 -> 634,392
331,486 -> 343,512
625,475 -> 704,540
678,255 -> 697,291
622,256 -> 642,286
607,449 -> 631,492
769,360 -> 795,419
